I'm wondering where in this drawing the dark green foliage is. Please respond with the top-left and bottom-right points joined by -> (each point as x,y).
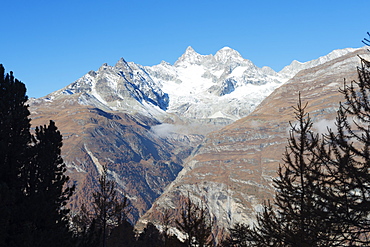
160,208 -> 176,247
74,165 -> 131,247
107,220 -> 136,247
221,223 -> 252,247
274,97 -> 323,245
165,235 -> 188,247
249,202 -> 284,247
314,54 -> 370,245
0,64 -> 31,246
19,120 -> 75,246
135,220 -> 186,247
175,194 -> 214,247
271,97 -> 338,246
244,35 -> 370,246
248,98 -> 330,246
74,218 -> 102,247
242,96 -> 342,246
136,222 -> 164,247
0,65 -> 30,187
0,64 -> 74,246
93,165 -> 130,247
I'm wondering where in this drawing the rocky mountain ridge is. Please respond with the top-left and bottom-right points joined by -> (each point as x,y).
137,47 -> 368,231
28,46 -> 361,222
37,46 -> 358,126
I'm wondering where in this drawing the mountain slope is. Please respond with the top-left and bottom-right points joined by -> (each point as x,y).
29,47 -> 287,221
30,95 -> 204,221
28,46 -> 360,222
279,47 -> 358,78
137,47 -> 368,230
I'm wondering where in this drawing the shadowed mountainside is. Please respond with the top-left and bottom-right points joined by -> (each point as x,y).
30,95 -> 203,222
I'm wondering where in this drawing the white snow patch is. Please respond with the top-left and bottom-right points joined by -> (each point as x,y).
209,111 -> 228,119
230,66 -> 247,78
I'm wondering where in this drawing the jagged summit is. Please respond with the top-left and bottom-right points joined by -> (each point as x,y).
114,57 -> 132,71
185,46 -> 197,54
174,46 -> 207,66
115,57 -> 127,65
175,46 -> 243,66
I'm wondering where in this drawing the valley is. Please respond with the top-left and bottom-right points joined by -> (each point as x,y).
28,45 -> 363,226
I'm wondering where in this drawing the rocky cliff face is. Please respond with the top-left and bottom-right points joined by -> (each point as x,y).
137,48 -> 368,230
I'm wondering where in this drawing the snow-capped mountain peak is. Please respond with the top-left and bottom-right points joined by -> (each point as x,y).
40,46 -> 362,126
184,46 -> 197,55
114,57 -> 132,72
174,46 -> 211,67
144,47 -> 288,123
214,47 -> 243,62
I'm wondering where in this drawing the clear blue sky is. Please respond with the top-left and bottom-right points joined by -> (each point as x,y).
1,0 -> 369,98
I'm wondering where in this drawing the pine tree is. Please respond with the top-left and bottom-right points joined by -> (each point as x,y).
246,96 -> 339,246
74,165 -> 130,247
106,220 -> 136,247
17,120 -> 75,246
94,165 -> 129,247
249,201 -> 284,247
0,64 -> 75,246
247,34 -> 370,246
0,64 -> 31,246
136,222 -> 164,247
175,194 -> 213,247
160,208 -> 173,247
314,46 -> 370,245
0,65 -> 31,186
221,222 -> 253,247
273,96 -> 338,246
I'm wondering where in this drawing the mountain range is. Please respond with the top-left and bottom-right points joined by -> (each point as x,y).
28,45 -> 362,225
138,47 -> 369,232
